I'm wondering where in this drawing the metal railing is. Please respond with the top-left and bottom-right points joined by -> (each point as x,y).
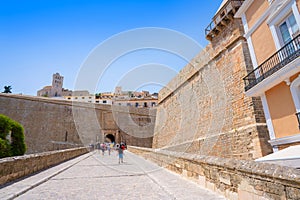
205,0 -> 245,36
243,34 -> 300,91
296,112 -> 300,130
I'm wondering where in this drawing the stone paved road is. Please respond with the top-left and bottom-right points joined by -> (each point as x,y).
1,150 -> 225,200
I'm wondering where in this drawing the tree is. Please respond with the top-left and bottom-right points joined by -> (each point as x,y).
95,93 -> 101,99
3,86 -> 12,93
0,114 -> 26,158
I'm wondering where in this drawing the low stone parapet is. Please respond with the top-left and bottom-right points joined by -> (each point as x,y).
128,146 -> 300,200
0,147 -> 88,186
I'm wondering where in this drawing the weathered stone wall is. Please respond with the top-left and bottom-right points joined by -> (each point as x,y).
0,94 -> 156,154
153,18 -> 272,159
129,146 -> 300,200
0,147 -> 88,186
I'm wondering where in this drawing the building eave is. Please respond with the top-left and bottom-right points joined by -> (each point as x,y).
235,0 -> 254,18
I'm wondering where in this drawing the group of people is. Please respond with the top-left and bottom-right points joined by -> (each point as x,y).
94,142 -> 127,164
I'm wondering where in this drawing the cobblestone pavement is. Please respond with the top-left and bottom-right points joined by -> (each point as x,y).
1,150 -> 225,200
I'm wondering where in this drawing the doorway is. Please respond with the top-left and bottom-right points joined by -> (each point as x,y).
105,134 -> 115,143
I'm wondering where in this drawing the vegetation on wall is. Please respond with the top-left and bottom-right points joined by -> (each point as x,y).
0,114 -> 26,158
2,86 -> 12,93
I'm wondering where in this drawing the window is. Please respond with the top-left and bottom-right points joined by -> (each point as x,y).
135,103 -> 139,107
103,100 -> 107,104
268,1 -> 300,51
278,14 -> 299,45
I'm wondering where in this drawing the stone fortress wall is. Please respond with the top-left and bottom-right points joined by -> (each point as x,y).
0,94 -> 156,154
129,146 -> 300,200
153,17 -> 272,160
0,147 -> 88,186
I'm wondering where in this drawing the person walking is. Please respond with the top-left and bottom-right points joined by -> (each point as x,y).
100,143 -> 105,155
107,143 -> 111,156
117,146 -> 124,164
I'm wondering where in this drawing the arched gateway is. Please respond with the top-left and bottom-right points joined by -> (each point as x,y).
105,134 -> 115,143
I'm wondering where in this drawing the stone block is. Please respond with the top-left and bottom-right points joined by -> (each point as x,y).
198,175 -> 206,186
251,179 -> 266,192
182,169 -> 187,177
286,187 -> 300,200
225,190 -> 238,200
206,180 -> 216,192
210,168 -> 219,181
219,171 -> 231,185
238,190 -> 254,200
264,182 -> 285,196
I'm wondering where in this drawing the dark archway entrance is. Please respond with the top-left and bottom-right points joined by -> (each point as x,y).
105,134 -> 115,143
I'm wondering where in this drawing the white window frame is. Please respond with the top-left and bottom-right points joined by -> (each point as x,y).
290,74 -> 300,113
268,0 -> 300,50
261,94 -> 278,152
277,13 -> 299,46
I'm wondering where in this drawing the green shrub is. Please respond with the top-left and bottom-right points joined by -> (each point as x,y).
11,121 -> 26,156
0,114 -> 12,139
0,114 -> 26,158
0,138 -> 11,158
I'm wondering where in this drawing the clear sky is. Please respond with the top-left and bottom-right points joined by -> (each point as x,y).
0,0 -> 223,95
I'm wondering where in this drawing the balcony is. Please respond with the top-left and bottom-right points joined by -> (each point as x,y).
243,34 -> 300,91
205,0 -> 245,41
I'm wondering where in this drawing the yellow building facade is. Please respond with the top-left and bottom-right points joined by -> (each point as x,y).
236,0 -> 300,151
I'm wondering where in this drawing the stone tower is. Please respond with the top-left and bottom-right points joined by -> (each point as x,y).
51,73 -> 64,97
152,0 -> 273,160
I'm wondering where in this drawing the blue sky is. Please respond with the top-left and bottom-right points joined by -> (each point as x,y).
0,0 -> 223,95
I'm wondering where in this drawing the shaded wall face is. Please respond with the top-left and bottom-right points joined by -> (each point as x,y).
245,0 -> 269,29
265,74 -> 300,138
0,96 -> 82,154
0,95 -> 156,154
251,21 -> 277,65
112,106 -> 156,148
153,19 -> 272,160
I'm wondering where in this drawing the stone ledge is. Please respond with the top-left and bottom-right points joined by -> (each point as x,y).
0,147 -> 88,186
128,146 -> 300,200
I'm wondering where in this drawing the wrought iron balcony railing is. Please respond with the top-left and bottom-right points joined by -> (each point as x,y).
205,0 -> 244,40
296,112 -> 300,130
243,34 -> 300,91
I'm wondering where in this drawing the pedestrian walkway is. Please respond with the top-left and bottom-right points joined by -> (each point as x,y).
0,150 -> 225,200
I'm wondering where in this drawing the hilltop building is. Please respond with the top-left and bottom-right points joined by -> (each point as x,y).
37,74 -> 157,107
37,73 -> 64,97
97,87 -> 158,107
37,73 -> 92,101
